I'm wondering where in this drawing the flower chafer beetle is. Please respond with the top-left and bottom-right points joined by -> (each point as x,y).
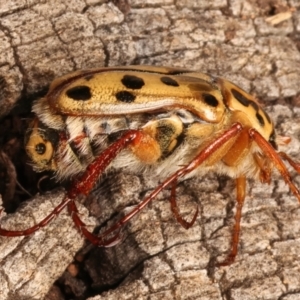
1,66 -> 300,266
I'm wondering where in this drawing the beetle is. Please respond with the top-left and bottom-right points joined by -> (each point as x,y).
1,65 -> 300,265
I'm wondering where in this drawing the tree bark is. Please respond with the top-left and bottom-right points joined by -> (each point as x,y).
0,1 -> 300,299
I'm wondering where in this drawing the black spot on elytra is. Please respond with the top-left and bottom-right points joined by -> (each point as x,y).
231,88 -> 250,106
256,112 -> 265,126
203,93 -> 218,107
160,76 -> 179,87
121,75 -> 145,90
35,143 -> 46,155
116,91 -> 136,103
66,86 -> 92,101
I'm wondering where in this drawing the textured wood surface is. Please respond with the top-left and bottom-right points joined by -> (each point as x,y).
0,1 -> 300,299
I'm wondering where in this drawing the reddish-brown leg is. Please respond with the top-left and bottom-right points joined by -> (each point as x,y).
249,129 -> 300,202
67,130 -> 143,199
0,198 -> 72,236
67,130 -> 145,246
169,179 -> 198,229
0,130 -> 143,241
217,176 -> 246,266
278,152 -> 300,173
68,200 -> 122,246
0,123 -> 243,246
97,123 -> 243,244
217,130 -> 300,266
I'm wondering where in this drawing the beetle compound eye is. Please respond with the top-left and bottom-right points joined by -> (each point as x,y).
35,143 -> 46,155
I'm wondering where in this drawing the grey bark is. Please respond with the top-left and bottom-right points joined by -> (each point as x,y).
0,0 -> 300,299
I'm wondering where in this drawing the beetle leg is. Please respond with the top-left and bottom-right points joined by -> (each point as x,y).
0,197 -> 72,236
68,200 -> 122,247
66,129 -> 145,246
249,129 -> 300,202
217,176 -> 246,266
169,179 -> 198,229
216,130 -> 300,266
278,152 -> 300,173
97,123 -> 243,244
0,130 -> 143,242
